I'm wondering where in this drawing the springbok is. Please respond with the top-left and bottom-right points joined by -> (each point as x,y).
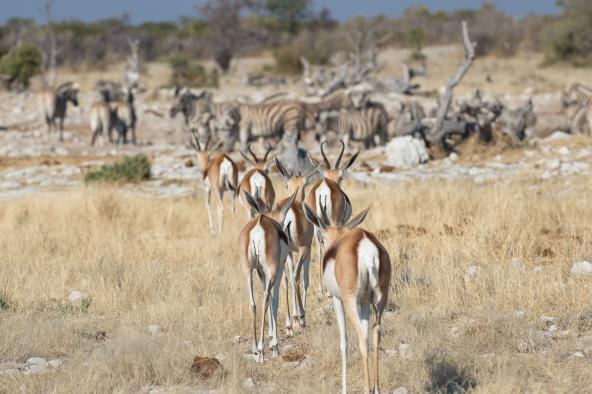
273,157 -> 320,331
239,190 -> 297,362
188,130 -> 238,234
306,140 -> 359,300
303,203 -> 391,394
238,143 -> 275,219
39,82 -> 79,142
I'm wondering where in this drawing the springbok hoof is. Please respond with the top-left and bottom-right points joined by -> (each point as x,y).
298,316 -> 306,329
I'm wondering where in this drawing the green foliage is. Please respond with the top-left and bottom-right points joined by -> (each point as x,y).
168,54 -> 219,87
0,45 -> 42,89
408,27 -> 427,62
84,154 -> 151,184
271,46 -> 303,75
0,295 -> 10,311
264,0 -> 312,33
545,0 -> 592,66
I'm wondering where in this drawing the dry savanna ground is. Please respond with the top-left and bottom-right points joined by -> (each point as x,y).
1,174 -> 592,393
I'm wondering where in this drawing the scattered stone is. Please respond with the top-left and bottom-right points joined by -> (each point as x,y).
571,261 -> 592,276
517,341 -> 529,352
464,265 -> 481,280
383,348 -> 398,358
48,359 -> 63,368
392,388 -> 409,394
68,290 -> 85,303
450,327 -> 461,337
541,316 -> 558,324
243,378 -> 255,389
233,334 -> 242,344
190,356 -> 223,380
569,352 -> 585,359
557,146 -> 570,156
385,136 -> 429,169
548,324 -> 558,333
511,257 -> 525,271
398,343 -> 412,359
515,311 -> 526,318
448,152 -> 459,162
544,131 -> 570,142
148,325 -> 161,335
26,357 -> 48,367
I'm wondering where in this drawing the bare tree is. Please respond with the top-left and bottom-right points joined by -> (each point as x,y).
38,0 -> 58,87
197,0 -> 258,73
426,21 -> 475,147
124,37 -> 141,88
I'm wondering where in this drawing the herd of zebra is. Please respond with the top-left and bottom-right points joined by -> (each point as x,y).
37,80 -> 592,160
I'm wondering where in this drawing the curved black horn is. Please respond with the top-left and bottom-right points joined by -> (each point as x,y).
335,139 -> 345,169
263,143 -> 272,162
189,128 -> 201,151
320,141 -> 331,169
247,143 -> 258,162
205,135 -> 211,150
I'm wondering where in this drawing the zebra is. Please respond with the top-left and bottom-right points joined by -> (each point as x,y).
493,99 -> 536,141
563,83 -> 592,134
318,106 -> 389,149
235,100 -> 307,149
38,82 -> 79,142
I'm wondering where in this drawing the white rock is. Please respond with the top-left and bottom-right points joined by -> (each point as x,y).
450,326 -> 460,337
448,152 -> 459,162
398,343 -> 412,359
48,359 -> 62,368
517,341 -> 529,352
515,311 -> 526,318
511,257 -> 525,271
393,388 -> 409,394
26,357 -> 47,367
465,265 -> 481,280
385,136 -> 430,169
557,146 -> 570,156
233,334 -> 242,343
544,131 -> 570,142
148,325 -> 161,335
68,290 -> 85,303
548,324 -> 558,333
569,352 -> 585,359
577,148 -> 590,158
243,378 -> 255,388
571,261 -> 592,276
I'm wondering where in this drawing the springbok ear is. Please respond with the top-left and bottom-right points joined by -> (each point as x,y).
342,151 -> 360,171
346,207 -> 370,230
243,191 -> 262,215
302,202 -> 324,230
275,157 -> 290,180
240,151 -> 254,165
279,188 -> 298,221
264,157 -> 275,173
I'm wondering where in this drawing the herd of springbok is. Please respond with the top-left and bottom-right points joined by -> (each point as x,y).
189,127 -> 391,394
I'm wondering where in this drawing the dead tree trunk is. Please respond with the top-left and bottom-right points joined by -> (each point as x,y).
39,0 -> 57,88
426,21 -> 475,148
124,38 -> 141,88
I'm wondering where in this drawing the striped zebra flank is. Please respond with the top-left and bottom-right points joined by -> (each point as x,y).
494,100 -> 536,141
237,100 -> 306,149
320,105 -> 389,148
564,83 -> 592,134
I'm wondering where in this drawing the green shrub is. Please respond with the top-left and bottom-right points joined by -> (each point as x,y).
0,295 -> 10,311
0,45 -> 42,89
84,154 -> 151,184
168,54 -> 218,87
271,46 -> 303,75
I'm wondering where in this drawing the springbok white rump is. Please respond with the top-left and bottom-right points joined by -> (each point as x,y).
239,190 -> 297,362
303,203 -> 392,394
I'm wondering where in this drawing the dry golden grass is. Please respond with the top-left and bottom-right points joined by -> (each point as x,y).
1,177 -> 592,393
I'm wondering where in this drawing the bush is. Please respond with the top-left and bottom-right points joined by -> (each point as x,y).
271,46 -> 303,75
84,154 -> 151,184
168,54 -> 218,87
545,0 -> 592,66
0,45 -> 42,90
